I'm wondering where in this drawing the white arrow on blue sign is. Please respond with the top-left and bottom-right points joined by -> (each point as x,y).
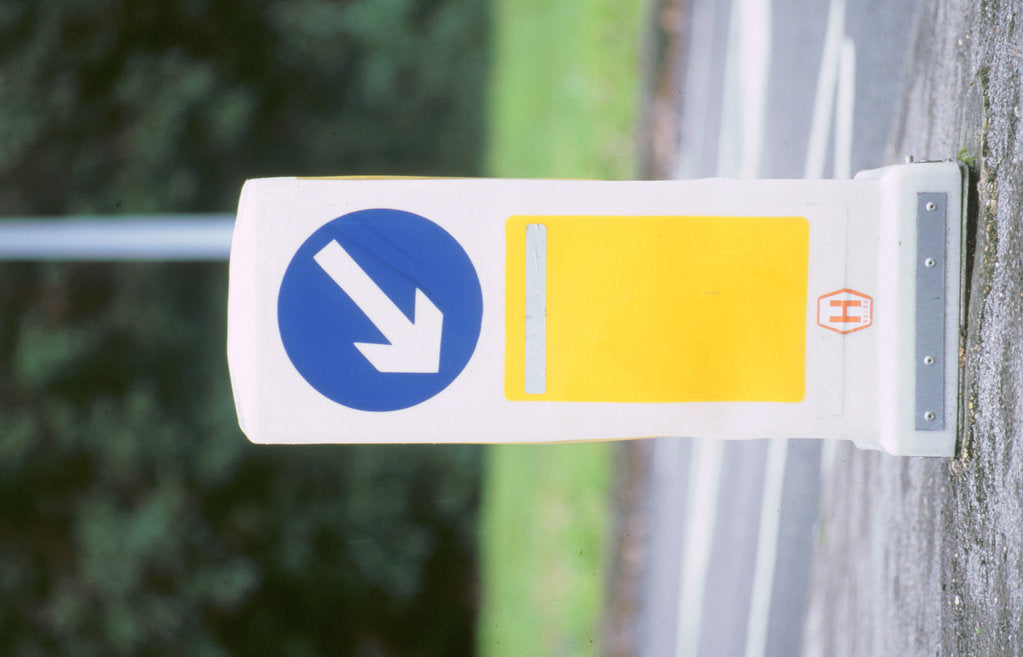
312,239 -> 444,374
276,208 -> 483,412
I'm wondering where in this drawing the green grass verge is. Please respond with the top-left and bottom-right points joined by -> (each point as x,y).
485,0 -> 644,180
478,1 -> 647,655
479,444 -> 614,657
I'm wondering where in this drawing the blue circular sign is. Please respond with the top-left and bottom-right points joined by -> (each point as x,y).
277,209 -> 483,411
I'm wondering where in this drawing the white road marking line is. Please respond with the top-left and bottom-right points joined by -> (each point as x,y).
744,438 -> 790,657
738,0 -> 772,178
806,7 -> 856,657
814,9 -> 856,526
673,0 -> 723,178
833,36 -> 857,180
820,439 -> 839,485
804,0 -> 847,179
675,437 -> 724,657
717,0 -> 773,177
675,0 -> 775,655
674,0 -> 858,654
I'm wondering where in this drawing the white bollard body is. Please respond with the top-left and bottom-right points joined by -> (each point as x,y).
227,161 -> 965,456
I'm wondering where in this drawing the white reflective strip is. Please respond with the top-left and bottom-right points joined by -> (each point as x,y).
524,223 -> 547,394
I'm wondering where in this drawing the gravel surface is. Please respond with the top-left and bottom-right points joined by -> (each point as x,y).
802,1 -> 1023,656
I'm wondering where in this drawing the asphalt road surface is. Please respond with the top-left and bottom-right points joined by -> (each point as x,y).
630,0 -> 1023,655
802,1 -> 1023,655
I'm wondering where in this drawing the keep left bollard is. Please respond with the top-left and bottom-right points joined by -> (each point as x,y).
227,161 -> 965,456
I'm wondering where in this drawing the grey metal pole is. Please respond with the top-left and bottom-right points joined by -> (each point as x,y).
0,215 -> 234,261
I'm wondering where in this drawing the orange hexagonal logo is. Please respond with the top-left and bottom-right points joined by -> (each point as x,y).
817,289 -> 873,334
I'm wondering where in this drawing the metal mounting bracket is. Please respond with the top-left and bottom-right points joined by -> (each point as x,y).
915,192 -> 947,431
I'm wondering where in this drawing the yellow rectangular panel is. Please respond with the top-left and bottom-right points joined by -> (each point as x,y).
505,215 -> 809,402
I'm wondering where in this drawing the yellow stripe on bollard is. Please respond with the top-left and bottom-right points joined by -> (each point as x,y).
505,215 -> 810,402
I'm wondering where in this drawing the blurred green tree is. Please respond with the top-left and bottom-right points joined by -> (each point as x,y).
0,0 -> 488,214
0,0 -> 487,654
